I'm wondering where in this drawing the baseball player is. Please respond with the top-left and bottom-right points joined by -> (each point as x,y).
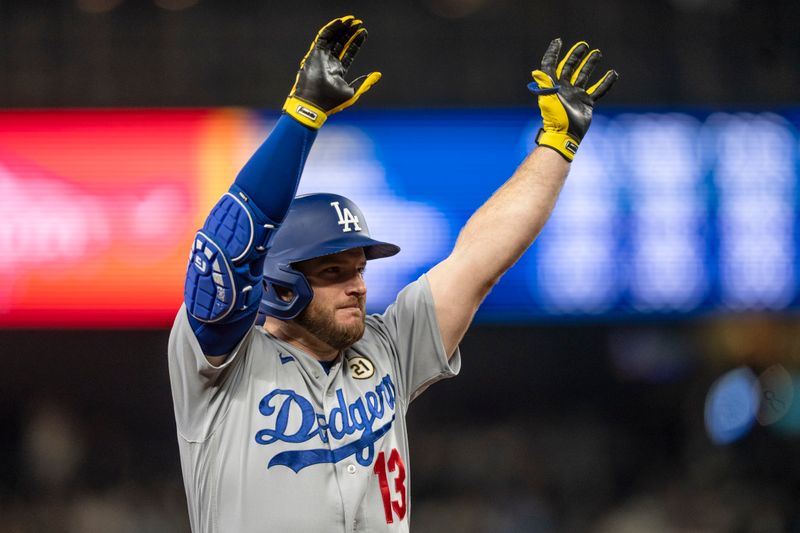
168,15 -> 617,532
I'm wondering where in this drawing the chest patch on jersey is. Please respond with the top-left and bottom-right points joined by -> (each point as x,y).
254,373 -> 397,473
348,356 -> 375,379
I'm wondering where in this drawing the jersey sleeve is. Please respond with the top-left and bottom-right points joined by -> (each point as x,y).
168,303 -> 255,442
368,274 -> 461,406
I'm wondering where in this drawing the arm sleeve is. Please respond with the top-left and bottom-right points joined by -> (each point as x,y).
368,275 -> 462,406
232,114 -> 317,222
187,114 -> 317,356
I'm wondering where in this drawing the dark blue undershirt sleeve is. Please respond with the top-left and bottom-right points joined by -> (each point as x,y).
233,114 -> 318,222
189,114 -> 317,356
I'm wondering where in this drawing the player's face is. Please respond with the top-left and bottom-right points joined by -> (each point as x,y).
293,248 -> 368,350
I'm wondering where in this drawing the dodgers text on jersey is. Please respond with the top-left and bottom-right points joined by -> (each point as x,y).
254,374 -> 397,473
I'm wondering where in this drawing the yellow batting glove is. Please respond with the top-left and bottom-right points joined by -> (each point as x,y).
528,38 -> 619,161
283,16 -> 381,129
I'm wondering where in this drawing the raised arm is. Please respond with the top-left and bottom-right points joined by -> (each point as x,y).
427,39 -> 619,357
184,16 -> 380,361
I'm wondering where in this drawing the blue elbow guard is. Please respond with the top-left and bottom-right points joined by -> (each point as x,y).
184,185 -> 278,323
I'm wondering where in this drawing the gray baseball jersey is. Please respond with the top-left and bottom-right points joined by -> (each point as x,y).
168,275 -> 461,533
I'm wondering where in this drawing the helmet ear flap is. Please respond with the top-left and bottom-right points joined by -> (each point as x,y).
258,262 -> 314,320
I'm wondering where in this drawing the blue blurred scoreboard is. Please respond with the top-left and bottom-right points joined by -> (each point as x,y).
282,108 -> 800,321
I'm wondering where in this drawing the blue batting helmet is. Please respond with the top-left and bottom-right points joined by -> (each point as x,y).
258,193 -> 400,320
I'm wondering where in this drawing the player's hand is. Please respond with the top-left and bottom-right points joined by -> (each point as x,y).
528,39 -> 619,161
283,15 -> 381,129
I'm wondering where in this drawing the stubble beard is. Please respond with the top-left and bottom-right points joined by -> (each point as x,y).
294,297 -> 366,351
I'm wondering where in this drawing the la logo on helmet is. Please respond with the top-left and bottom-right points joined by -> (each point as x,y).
330,201 -> 362,232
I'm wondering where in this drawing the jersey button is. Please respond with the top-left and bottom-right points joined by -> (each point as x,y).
346,464 -> 356,474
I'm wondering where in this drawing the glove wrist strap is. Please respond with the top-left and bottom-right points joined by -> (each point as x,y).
535,128 -> 579,162
283,96 -> 328,129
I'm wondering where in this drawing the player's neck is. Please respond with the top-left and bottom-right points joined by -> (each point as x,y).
263,317 -> 340,362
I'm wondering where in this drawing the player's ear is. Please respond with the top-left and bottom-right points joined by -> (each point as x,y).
271,285 -> 295,303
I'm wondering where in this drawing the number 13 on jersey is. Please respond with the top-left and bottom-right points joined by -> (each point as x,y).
373,448 -> 407,523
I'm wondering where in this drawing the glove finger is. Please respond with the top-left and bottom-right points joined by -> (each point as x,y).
316,15 -> 355,51
347,18 -> 364,33
328,24 -> 352,57
332,18 -> 363,58
539,38 -> 562,77
350,71 -> 381,96
340,27 -> 368,72
556,41 -> 589,82
298,15 -> 353,70
586,69 -> 620,101
335,18 -> 361,49
531,70 -> 556,90
571,49 -> 601,88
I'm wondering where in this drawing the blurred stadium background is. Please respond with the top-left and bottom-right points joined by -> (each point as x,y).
2,1 -> 800,531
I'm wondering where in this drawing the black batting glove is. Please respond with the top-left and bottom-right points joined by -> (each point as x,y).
528,39 -> 619,161
283,15 -> 381,129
